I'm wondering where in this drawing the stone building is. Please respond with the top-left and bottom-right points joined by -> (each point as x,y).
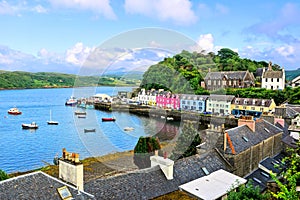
216,116 -> 283,177
204,70 -> 255,90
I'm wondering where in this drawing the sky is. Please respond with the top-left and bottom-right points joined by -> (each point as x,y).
0,0 -> 300,75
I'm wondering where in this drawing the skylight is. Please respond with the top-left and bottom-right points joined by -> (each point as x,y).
261,172 -> 269,178
253,177 -> 262,184
242,136 -> 249,142
201,167 -> 210,175
264,128 -> 270,133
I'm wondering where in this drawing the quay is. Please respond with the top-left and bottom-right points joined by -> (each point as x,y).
94,102 -> 239,127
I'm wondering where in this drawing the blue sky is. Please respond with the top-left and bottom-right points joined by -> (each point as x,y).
0,0 -> 299,74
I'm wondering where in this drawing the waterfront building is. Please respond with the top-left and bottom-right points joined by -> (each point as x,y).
205,95 -> 235,115
180,94 -> 208,113
156,91 -> 180,110
204,70 -> 255,90
261,61 -> 285,90
231,97 -> 276,117
137,88 -> 157,106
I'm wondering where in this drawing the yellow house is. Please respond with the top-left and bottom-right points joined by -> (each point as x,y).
231,98 -> 276,117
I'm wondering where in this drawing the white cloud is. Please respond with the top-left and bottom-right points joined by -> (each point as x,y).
124,0 -> 197,25
0,1 -> 19,15
215,3 -> 229,15
49,0 -> 116,19
33,5 -> 47,13
65,42 -> 94,66
197,34 -> 214,53
276,45 -> 294,57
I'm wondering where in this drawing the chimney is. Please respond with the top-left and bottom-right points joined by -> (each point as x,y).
274,118 -> 285,127
238,116 -> 255,132
150,155 -> 174,180
59,148 -> 84,191
268,61 -> 272,71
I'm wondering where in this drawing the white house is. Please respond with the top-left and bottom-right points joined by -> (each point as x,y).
261,61 -> 285,90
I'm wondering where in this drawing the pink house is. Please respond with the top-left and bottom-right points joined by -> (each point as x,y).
156,92 -> 180,110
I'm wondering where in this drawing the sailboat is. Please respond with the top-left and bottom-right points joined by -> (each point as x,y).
47,110 -> 59,125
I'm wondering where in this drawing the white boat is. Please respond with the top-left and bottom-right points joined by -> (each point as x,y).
47,110 -> 59,125
22,122 -> 38,129
124,127 -> 134,131
166,117 -> 174,121
65,96 -> 77,106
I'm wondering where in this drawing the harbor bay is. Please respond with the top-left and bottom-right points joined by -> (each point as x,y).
0,87 -> 180,173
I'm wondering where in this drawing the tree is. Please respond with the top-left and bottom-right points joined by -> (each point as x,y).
270,142 -> 300,200
0,169 -> 9,181
133,136 -> 161,169
226,181 -> 270,200
171,122 -> 201,160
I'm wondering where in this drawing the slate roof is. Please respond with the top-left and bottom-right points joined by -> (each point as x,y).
232,97 -> 274,107
180,94 -> 209,101
205,71 -> 248,80
245,153 -> 286,192
255,68 -> 265,77
223,119 -> 283,154
263,70 -> 284,79
0,171 -> 95,200
207,95 -> 235,102
85,150 -> 231,200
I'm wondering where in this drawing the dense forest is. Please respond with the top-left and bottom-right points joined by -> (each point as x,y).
141,48 -> 300,104
0,71 -> 141,89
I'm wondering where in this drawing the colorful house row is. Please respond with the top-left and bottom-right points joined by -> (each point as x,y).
137,89 -> 277,116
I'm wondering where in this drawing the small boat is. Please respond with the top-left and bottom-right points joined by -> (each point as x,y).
22,122 -> 38,129
124,127 -> 134,131
8,107 -> 22,115
166,117 -> 174,121
161,116 -> 166,119
84,128 -> 96,133
65,96 -> 77,106
74,111 -> 87,115
102,117 -> 116,122
78,115 -> 86,119
47,110 -> 59,125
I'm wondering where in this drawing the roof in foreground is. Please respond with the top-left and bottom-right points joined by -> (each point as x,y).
179,169 -> 246,200
85,150 -> 230,200
0,171 -> 94,200
223,119 -> 283,154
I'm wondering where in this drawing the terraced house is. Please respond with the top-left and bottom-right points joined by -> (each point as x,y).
231,97 -> 276,118
205,95 -> 235,115
137,88 -> 157,106
204,70 -> 255,90
180,94 -> 208,113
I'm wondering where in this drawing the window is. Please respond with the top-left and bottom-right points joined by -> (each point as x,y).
265,78 -> 267,82
57,186 -> 72,200
277,78 -> 279,82
251,107 -> 255,110
271,78 -> 273,82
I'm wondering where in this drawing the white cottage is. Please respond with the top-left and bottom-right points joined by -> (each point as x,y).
261,61 -> 285,90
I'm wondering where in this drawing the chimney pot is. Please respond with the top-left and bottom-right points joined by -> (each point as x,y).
163,152 -> 167,159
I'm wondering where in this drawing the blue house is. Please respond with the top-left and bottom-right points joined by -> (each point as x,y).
180,94 -> 209,113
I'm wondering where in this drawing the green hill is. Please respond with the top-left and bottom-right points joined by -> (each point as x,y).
0,71 -> 141,89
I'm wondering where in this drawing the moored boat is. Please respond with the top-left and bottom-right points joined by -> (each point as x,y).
65,96 -> 77,106
74,110 -> 87,115
124,127 -> 134,131
102,117 -> 116,122
8,107 -> 22,115
47,110 -> 59,125
84,128 -> 96,133
22,122 -> 38,129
